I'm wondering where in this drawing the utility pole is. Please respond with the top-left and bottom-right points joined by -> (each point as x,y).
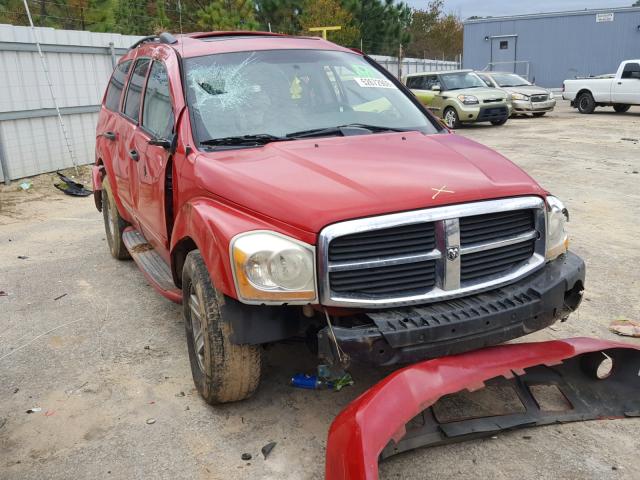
398,42 -> 403,79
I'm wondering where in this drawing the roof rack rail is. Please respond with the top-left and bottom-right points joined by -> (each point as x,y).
129,32 -> 178,50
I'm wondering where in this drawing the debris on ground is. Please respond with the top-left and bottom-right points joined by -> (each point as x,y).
26,407 -> 42,414
44,410 -> 55,417
0,291 -> 7,296
333,373 -> 354,392
261,442 -> 276,460
54,172 -> 92,197
291,365 -> 354,391
241,453 -> 252,461
0,418 -> 6,429
17,256 -> 28,260
53,293 -> 67,301
146,418 -> 156,425
609,319 -> 640,338
13,388 -> 19,394
620,137 -> 638,143
19,181 -> 32,191
175,391 -> 185,397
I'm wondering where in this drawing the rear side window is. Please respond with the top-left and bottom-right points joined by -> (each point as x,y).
104,60 -> 132,111
123,58 -> 151,122
406,76 -> 425,89
142,62 -> 175,139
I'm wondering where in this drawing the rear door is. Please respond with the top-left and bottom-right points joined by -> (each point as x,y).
611,62 -> 640,105
135,60 -> 176,247
407,75 -> 432,105
426,75 -> 446,115
116,57 -> 151,216
98,59 -> 132,190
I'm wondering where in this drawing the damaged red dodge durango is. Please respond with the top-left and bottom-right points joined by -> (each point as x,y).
93,32 -> 585,404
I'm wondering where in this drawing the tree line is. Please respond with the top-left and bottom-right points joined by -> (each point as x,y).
0,0 -> 462,58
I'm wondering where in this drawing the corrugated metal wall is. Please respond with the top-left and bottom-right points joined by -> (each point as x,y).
0,24 -> 141,182
462,7 -> 640,87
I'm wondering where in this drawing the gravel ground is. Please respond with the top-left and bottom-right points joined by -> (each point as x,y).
1,101 -> 639,479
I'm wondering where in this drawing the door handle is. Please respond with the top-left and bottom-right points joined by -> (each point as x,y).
618,82 -> 622,85
128,149 -> 139,161
102,131 -> 116,140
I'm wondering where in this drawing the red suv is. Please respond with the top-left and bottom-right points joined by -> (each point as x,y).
93,32 -> 585,404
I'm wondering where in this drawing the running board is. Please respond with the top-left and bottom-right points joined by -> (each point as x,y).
122,227 -> 182,303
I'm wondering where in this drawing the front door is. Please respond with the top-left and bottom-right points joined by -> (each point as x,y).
135,60 -> 176,248
611,62 -> 640,105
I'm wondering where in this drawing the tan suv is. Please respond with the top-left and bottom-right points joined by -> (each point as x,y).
404,70 -> 509,128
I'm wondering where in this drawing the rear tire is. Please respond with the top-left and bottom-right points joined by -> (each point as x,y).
532,112 -> 546,117
102,176 -> 130,260
491,118 -> 508,125
182,251 -> 261,404
443,107 -> 461,129
577,92 -> 596,114
613,104 -> 630,113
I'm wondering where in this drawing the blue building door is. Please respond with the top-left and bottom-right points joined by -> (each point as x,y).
490,36 -> 517,72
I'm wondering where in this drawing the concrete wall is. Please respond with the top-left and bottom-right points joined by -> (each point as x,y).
0,24 -> 141,182
463,7 -> 640,87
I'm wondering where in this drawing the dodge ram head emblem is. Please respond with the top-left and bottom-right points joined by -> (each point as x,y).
446,246 -> 460,261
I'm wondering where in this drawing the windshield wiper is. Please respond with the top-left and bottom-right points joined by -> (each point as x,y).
286,123 -> 408,139
200,133 -> 286,147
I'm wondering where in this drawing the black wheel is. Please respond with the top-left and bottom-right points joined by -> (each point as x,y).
613,104 -> 630,113
102,176 -> 130,260
532,112 -> 546,117
577,92 -> 595,114
491,117 -> 508,125
443,107 -> 461,129
182,251 -> 261,404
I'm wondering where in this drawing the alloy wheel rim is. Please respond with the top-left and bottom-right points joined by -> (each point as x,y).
445,111 -> 456,127
105,198 -> 115,240
189,286 -> 206,373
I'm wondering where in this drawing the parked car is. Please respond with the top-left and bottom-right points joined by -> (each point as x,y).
404,69 -> 510,128
563,60 -> 640,113
93,32 -> 585,404
476,71 -> 556,117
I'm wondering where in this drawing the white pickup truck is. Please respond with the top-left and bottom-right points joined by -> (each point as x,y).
563,60 -> 640,114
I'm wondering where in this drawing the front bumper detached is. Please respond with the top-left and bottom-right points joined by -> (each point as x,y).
319,252 -> 585,366
325,338 -> 640,480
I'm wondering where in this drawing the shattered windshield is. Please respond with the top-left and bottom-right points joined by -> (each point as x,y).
185,49 -> 438,146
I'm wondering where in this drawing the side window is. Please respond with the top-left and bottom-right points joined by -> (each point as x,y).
621,63 -> 640,79
425,75 -> 439,89
142,62 -> 175,139
104,60 -> 132,111
407,76 -> 423,89
123,58 -> 151,122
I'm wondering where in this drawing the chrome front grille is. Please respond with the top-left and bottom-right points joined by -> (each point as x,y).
318,197 -> 546,308
531,94 -> 549,102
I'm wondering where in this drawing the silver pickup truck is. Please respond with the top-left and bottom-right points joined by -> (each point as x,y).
563,60 -> 640,113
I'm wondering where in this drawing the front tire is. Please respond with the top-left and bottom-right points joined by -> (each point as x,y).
613,104 -> 630,113
102,176 -> 130,260
182,251 -> 261,404
443,107 -> 461,129
577,92 -> 596,114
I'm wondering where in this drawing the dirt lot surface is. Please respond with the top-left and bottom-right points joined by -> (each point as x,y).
1,101 -> 639,479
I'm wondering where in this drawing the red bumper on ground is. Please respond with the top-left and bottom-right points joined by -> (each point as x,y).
325,337 -> 640,480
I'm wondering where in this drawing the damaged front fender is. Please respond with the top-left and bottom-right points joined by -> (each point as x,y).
325,337 -> 640,480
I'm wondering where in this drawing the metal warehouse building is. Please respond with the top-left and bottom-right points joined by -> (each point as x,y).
462,6 -> 640,87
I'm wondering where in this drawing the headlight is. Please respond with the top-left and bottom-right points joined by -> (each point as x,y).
457,94 -> 479,105
511,93 -> 529,101
231,231 -> 316,303
545,196 -> 570,261
548,91 -> 555,99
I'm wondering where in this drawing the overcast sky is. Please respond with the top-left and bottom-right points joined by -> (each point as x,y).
405,0 -> 635,19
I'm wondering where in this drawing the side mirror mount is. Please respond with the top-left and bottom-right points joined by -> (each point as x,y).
431,84 -> 441,92
149,133 -> 177,153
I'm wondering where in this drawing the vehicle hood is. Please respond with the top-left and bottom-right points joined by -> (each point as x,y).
450,87 -> 507,101
502,85 -> 550,96
194,132 -> 546,234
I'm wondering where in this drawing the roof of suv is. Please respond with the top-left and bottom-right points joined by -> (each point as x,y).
131,31 -> 352,58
